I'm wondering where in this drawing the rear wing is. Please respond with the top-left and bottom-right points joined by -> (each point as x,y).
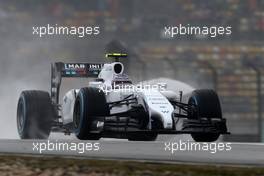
51,62 -> 104,105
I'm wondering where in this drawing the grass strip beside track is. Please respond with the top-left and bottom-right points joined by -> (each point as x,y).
0,155 -> 263,176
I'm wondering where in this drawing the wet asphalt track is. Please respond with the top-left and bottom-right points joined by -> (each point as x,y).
0,138 -> 263,166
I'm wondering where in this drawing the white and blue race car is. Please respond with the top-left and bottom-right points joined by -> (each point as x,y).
17,53 -> 228,141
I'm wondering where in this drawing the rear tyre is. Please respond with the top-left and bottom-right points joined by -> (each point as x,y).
17,90 -> 55,139
188,89 -> 222,142
74,87 -> 109,140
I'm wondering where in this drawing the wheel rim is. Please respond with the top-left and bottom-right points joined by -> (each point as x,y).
17,98 -> 25,133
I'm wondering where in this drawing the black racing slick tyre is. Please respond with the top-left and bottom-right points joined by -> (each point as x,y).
191,133 -> 220,142
188,89 -> 222,120
188,89 -> 222,142
17,91 -> 55,139
73,87 -> 109,140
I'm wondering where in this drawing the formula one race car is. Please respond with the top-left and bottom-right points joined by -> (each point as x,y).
17,53 -> 229,141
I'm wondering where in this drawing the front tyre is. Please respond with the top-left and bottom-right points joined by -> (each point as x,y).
191,133 -> 220,142
17,90 -> 55,139
188,89 -> 222,142
188,89 -> 222,120
73,87 -> 109,140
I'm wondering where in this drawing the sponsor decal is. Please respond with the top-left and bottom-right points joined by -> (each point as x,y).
88,64 -> 103,75
89,64 -> 102,70
64,63 -> 86,75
